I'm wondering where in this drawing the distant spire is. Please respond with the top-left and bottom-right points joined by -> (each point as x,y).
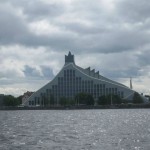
130,77 -> 133,89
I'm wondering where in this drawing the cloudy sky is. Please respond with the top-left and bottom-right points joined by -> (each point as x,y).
0,0 -> 150,96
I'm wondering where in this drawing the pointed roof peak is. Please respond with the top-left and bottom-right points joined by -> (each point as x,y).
65,51 -> 75,64
68,51 -> 72,55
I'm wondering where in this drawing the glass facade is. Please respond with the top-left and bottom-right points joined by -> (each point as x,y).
29,69 -> 124,106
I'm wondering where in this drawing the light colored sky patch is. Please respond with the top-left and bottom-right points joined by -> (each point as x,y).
29,20 -> 61,35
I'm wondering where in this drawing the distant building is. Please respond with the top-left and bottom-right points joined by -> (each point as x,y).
0,94 -> 4,106
22,91 -> 34,104
24,52 -> 139,106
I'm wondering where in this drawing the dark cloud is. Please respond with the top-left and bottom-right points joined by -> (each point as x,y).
102,67 -> 140,79
0,0 -> 149,54
23,65 -> 42,77
61,22 -> 106,35
40,65 -> 54,79
136,49 -> 150,67
1,0 -> 65,20
21,34 -> 77,50
0,2 -> 78,51
23,2 -> 65,20
116,0 -> 150,22
23,65 -> 54,79
0,3 -> 29,45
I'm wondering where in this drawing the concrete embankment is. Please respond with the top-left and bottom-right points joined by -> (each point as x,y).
0,104 -> 150,110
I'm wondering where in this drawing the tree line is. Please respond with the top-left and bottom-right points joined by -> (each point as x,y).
57,92 -> 144,106
1,95 -> 22,106
1,92 -> 144,107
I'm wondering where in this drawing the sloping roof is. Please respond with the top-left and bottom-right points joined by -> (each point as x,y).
73,63 -> 129,89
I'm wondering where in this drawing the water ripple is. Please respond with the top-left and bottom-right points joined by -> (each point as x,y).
0,109 -> 150,150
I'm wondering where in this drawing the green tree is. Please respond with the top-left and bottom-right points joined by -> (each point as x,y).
98,94 -> 122,105
49,94 -> 55,105
86,94 -> 94,105
59,97 -> 67,106
75,93 -> 86,105
98,95 -> 108,105
133,92 -> 143,104
44,97 -> 49,106
16,95 -> 23,105
4,95 -> 19,106
69,98 -> 76,105
75,93 -> 94,105
111,95 -> 122,104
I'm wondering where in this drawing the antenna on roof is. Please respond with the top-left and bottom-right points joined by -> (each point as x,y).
130,77 -> 133,89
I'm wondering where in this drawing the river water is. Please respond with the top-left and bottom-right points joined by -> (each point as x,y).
0,109 -> 150,150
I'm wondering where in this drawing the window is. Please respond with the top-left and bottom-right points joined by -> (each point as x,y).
112,88 -> 114,94
121,91 -> 124,98
109,88 -> 111,94
34,97 -> 37,105
106,88 -> 108,95
64,70 -> 66,76
38,98 -> 40,105
115,88 -> 117,95
58,77 -> 60,84
118,91 -> 120,97
73,70 -> 75,76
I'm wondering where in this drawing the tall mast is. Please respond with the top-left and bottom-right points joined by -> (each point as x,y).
130,77 -> 133,89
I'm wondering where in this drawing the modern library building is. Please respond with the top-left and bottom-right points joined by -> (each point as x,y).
24,52 -> 136,106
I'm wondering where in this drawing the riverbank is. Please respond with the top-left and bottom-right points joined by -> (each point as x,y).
0,103 -> 150,110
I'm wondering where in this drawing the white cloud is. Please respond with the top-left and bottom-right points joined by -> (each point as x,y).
28,20 -> 61,35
